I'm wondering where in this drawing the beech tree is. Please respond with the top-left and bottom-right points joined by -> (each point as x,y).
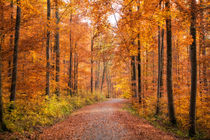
55,0 -> 60,96
189,0 -> 197,137
46,0 -> 51,96
165,0 -> 176,125
10,0 -> 21,104
0,0 -> 7,130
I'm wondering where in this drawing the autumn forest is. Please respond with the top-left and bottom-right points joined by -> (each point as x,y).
0,0 -> 209,139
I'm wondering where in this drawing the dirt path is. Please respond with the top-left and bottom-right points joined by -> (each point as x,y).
39,99 -> 180,140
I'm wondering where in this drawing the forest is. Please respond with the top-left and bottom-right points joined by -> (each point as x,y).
0,0 -> 209,139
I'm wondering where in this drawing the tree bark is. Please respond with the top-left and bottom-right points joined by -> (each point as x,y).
55,0 -> 60,96
73,43 -> 78,95
0,1 -> 7,130
68,12 -> 73,96
189,0 -> 197,137
100,62 -> 106,93
160,28 -> 164,97
8,0 -> 13,78
165,0 -> 176,125
95,60 -> 100,91
90,36 -> 94,93
106,66 -> 111,98
45,0 -> 51,96
10,0 -> 21,103
131,56 -> 137,97
156,25 -> 161,115
137,1 -> 141,103
156,1 -> 164,114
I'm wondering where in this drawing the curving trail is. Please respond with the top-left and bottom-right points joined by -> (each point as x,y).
39,99 -> 180,140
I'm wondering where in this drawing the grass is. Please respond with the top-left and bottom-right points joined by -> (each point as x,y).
123,101 -> 208,140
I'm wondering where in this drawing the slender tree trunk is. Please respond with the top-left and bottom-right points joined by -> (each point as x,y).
10,0 -> 21,103
165,0 -> 176,125
8,0 -> 13,78
0,1 -> 7,130
160,28 -> 164,97
131,56 -> 137,97
106,67 -> 111,98
90,36 -> 94,93
145,49 -> 148,92
55,0 -> 60,96
152,50 -> 155,90
73,43 -> 78,95
189,0 -> 197,137
45,0 -> 51,96
95,61 -> 100,91
68,12 -> 73,96
156,2 -> 165,114
137,1 -> 141,103
100,62 -> 106,93
156,25 -> 161,115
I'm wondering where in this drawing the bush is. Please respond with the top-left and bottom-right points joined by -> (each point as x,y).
3,92 -> 105,133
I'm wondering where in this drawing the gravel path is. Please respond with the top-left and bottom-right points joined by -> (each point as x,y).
39,99 -> 180,140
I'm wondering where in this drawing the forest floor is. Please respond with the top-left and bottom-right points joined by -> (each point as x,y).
37,98 -> 182,140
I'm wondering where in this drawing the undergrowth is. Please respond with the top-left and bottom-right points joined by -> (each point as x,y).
123,100 -> 209,140
3,91 -> 105,133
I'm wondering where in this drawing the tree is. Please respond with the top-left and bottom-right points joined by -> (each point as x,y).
73,42 -> 78,94
0,1 -> 7,130
55,0 -> 60,96
8,0 -> 14,78
45,0 -> 51,96
131,55 -> 137,97
137,1 -> 141,103
165,0 -> 176,125
68,11 -> 73,96
100,62 -> 106,93
189,0 -> 197,137
90,34 -> 94,93
156,1 -> 164,115
10,0 -> 21,104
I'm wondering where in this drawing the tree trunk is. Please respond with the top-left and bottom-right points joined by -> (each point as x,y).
156,1 -> 164,114
68,12 -> 73,96
165,0 -> 176,125
106,66 -> 111,98
160,28 -> 164,97
137,1 -> 141,103
90,36 -> 94,93
45,0 -> 51,96
156,25 -> 161,115
189,0 -> 197,137
10,0 -> 21,103
0,1 -> 7,130
100,62 -> 106,93
95,61 -> 100,91
131,56 -> 137,97
73,43 -> 78,95
55,0 -> 60,96
8,0 -> 13,78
